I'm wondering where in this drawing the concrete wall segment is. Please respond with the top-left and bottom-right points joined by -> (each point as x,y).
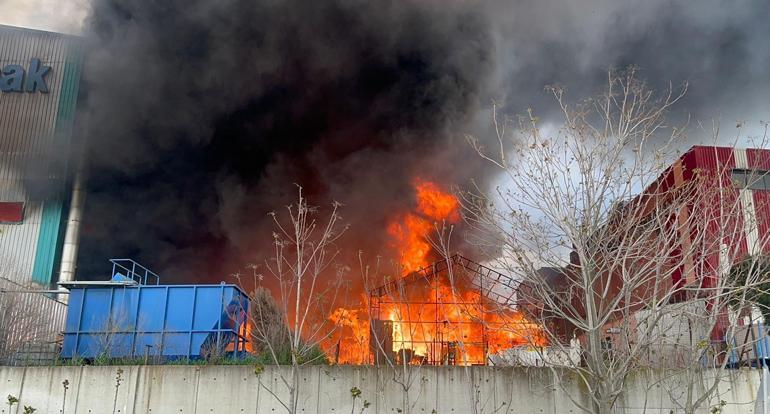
0,365 -> 760,413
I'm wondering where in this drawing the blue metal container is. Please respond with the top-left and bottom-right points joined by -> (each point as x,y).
60,281 -> 250,360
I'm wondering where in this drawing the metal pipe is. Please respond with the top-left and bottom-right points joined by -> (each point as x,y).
0,289 -> 69,295
58,154 -> 87,300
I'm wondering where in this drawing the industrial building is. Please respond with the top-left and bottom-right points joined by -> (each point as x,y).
518,145 -> 770,366
0,24 -> 84,360
617,145 -> 770,319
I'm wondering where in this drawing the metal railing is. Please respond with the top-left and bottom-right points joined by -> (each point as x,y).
369,254 -> 519,305
109,259 -> 161,285
728,323 -> 770,368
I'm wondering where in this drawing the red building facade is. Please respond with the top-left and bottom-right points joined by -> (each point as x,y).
663,146 -> 770,291
519,146 -> 770,346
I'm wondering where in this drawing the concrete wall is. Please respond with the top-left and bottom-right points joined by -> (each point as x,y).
0,365 -> 760,414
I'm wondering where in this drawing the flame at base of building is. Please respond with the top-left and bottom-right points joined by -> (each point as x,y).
327,255 -> 546,365
326,180 -> 544,365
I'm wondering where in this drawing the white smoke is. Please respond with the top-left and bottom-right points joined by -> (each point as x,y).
0,0 -> 90,34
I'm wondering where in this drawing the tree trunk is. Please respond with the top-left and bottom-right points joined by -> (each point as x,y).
595,399 -> 615,414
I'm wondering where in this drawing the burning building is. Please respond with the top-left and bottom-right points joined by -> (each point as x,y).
327,180 -> 545,366
367,254 -> 545,366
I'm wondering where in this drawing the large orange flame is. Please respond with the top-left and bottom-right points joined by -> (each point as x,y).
325,179 -> 545,365
381,281 -> 546,365
387,179 -> 460,272
328,302 -> 371,363
326,277 -> 546,365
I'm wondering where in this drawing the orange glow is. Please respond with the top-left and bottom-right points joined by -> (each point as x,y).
387,215 -> 432,273
414,179 -> 460,222
323,179 -> 546,365
326,278 -> 546,365
327,303 -> 371,364
381,282 -> 546,364
388,179 -> 460,273
243,320 -> 254,353
226,319 -> 253,353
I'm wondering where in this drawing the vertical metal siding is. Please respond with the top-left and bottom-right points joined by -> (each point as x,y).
746,148 -> 770,253
686,147 -> 740,289
31,201 -> 64,284
0,26 -> 82,286
0,203 -> 42,281
31,42 -> 83,285
691,146 -> 742,340
733,149 -> 760,256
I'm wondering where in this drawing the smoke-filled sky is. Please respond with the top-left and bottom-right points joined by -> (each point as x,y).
3,0 -> 769,284
0,0 -> 88,34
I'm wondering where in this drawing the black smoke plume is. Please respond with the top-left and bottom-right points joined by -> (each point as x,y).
76,0 -> 770,283
78,0 -> 495,282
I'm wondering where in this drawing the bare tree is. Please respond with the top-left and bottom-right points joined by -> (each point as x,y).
462,67 -> 770,413
0,256 -> 67,364
249,286 -> 291,355
89,309 -> 138,363
241,186 -> 348,414
427,221 -> 555,414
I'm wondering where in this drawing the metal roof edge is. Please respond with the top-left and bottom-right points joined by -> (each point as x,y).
58,281 -> 250,295
0,24 -> 83,39
58,280 -> 139,289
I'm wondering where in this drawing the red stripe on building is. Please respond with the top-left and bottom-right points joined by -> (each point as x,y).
0,202 -> 25,223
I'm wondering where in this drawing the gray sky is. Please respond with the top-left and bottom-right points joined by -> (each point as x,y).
0,0 -> 88,34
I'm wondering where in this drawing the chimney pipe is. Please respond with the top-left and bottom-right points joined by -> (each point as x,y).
58,155 -> 86,301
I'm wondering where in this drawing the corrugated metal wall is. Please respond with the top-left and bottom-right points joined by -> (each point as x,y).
0,25 -> 82,286
747,148 -> 770,253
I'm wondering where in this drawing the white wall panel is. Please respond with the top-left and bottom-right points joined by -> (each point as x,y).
0,25 -> 79,285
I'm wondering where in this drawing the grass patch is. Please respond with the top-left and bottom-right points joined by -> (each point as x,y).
51,344 -> 330,366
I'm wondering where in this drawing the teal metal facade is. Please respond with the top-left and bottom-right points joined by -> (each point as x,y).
0,25 -> 83,287
31,44 -> 83,285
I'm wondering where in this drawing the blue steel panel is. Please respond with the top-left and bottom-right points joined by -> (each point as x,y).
191,333 -> 209,354
134,333 -> 162,356
64,289 -> 83,331
77,335 -> 102,357
166,287 -> 194,330
162,333 -> 190,356
62,284 -> 250,359
137,288 -> 165,331
109,333 -> 133,357
193,286 -> 224,330
110,288 -> 139,328
61,334 -> 76,356
80,289 -> 110,331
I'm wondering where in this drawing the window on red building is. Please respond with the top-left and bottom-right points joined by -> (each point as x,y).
732,169 -> 770,191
